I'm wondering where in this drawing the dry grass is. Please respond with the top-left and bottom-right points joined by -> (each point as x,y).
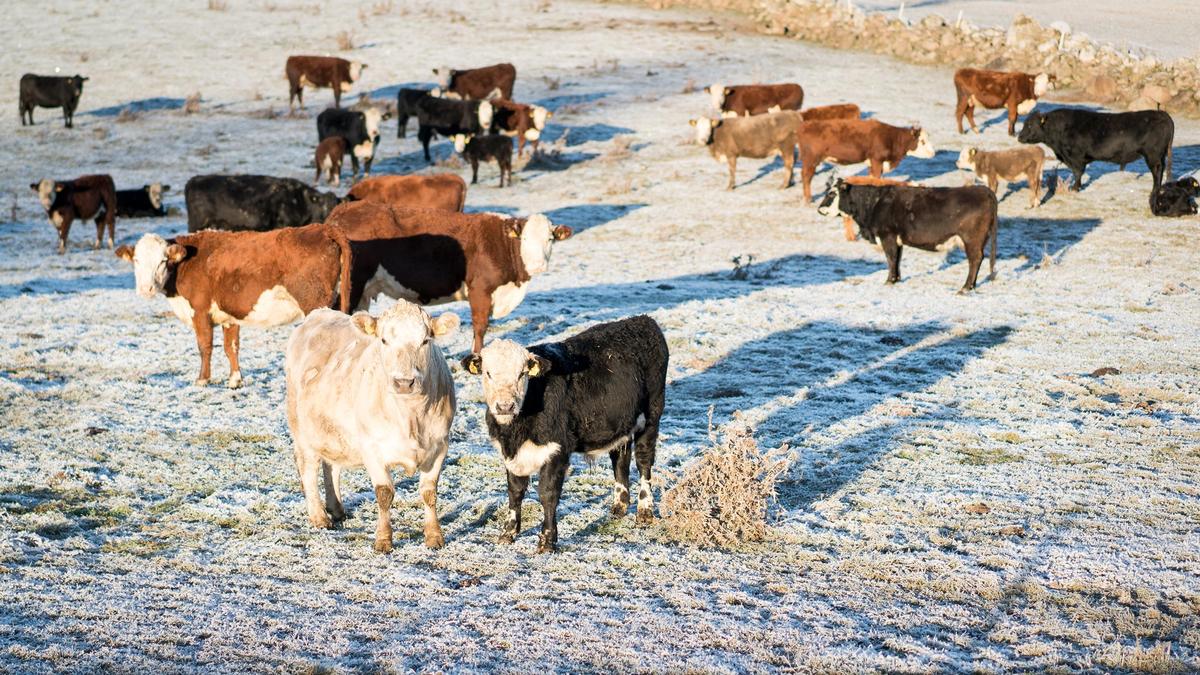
1097,641 -> 1186,674
335,30 -> 355,51
542,76 -> 561,91
115,107 -> 139,123
681,78 -> 697,94
371,0 -> 394,14
206,0 -> 228,10
602,135 -> 635,162
183,92 -> 202,115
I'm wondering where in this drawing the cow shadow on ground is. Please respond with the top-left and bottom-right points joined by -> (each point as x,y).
540,123 -> 635,147
533,91 -> 611,112
86,97 -> 186,117
937,216 -> 1101,273
0,272 -> 129,300
365,81 -> 433,101
894,149 -> 963,183
1170,144 -> 1200,178
542,203 -> 647,235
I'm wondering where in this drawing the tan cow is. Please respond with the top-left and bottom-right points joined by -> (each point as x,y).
347,174 -> 467,212
957,145 -> 1046,208
286,302 -> 458,553
690,111 -> 804,190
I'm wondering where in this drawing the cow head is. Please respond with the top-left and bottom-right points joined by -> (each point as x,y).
146,183 -> 169,210
116,233 -> 187,298
531,106 -> 551,131
433,67 -> 455,89
452,134 -> 469,153
349,62 -> 365,82
956,147 -> 978,172
1179,176 -> 1200,197
704,83 -> 728,111
477,100 -> 494,130
352,301 -> 458,396
816,176 -> 847,218
70,75 -> 88,96
907,128 -> 936,159
460,339 -> 551,424
1033,72 -> 1051,97
362,108 -> 385,139
506,214 -> 571,277
688,117 -> 720,145
1017,114 -> 1048,144
309,188 -> 341,222
30,179 -> 56,211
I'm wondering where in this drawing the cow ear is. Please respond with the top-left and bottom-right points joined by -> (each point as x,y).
161,185 -> 171,192
29,183 -> 38,191
460,353 -> 482,375
165,244 -> 187,264
702,85 -> 711,94
552,225 -> 573,241
723,87 -> 731,96
688,118 -> 697,127
431,312 -> 459,337
352,312 -> 377,337
55,184 -> 65,192
527,355 -> 551,377
115,245 -> 134,262
505,221 -> 522,238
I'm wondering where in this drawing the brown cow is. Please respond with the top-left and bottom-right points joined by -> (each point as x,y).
315,137 -> 347,186
286,56 -> 366,112
839,176 -> 914,241
30,175 -> 116,254
325,202 -> 571,353
690,112 -> 803,190
434,63 -> 516,101
954,68 -> 1051,136
705,83 -> 804,117
957,145 -> 1046,208
490,99 -> 551,156
115,224 -> 351,388
800,103 -> 861,122
346,174 -> 467,212
795,119 -> 936,202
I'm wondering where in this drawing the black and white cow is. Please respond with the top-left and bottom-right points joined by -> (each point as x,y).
396,87 -> 436,138
19,74 -> 88,128
185,174 -> 340,232
317,107 -> 386,179
415,96 -> 493,163
1151,176 -> 1200,217
1018,108 -> 1174,194
116,183 -> 171,218
461,315 -> 668,553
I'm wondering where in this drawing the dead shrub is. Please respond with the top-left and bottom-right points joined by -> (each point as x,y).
206,0 -> 228,10
542,76 -> 561,91
335,31 -> 355,51
184,92 -> 202,114
91,126 -> 110,140
79,52 -> 89,63
115,107 -> 139,123
602,135 -> 634,162
371,0 -> 394,14
1097,641 -> 1185,674
604,176 -> 633,196
681,78 -> 697,94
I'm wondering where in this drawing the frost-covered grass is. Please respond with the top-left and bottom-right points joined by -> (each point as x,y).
1,0 -> 1199,672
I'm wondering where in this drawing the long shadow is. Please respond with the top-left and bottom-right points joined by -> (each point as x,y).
0,272 -> 129,300
923,216 -> 1100,274
539,122 -> 635,146
85,97 -> 185,117
365,81 -> 432,101
542,203 -> 647,235
893,149 -> 963,182
533,91 -> 610,112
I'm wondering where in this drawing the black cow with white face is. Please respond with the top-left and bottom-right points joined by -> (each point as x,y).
184,175 -> 340,233
819,177 -> 998,293
317,107 -> 386,179
415,96 -> 493,163
116,183 -> 171,218
1018,108 -> 1174,194
1151,176 -> 1199,217
20,74 -> 88,128
461,315 -> 668,554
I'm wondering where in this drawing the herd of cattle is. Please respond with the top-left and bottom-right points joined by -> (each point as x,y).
14,53 -> 1200,553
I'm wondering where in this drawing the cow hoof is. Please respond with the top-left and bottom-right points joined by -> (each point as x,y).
194,378 -> 210,387
374,538 -> 393,554
93,240 -> 100,249
498,532 -> 515,545
610,502 -> 629,518
227,373 -> 243,389
328,506 -> 347,523
424,531 -> 445,549
636,509 -> 655,526
535,542 -> 558,555
309,513 -> 333,529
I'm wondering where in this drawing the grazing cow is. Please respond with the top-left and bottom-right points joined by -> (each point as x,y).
115,224 -> 351,388
314,137 -> 347,186
460,315 -> 668,553
818,178 -> 998,293
954,68 -> 1051,136
285,55 -> 365,111
317,107 -> 385,178
415,96 -> 494,162
839,176 -> 913,241
115,183 -> 170,218
1150,177 -> 1200,217
705,83 -> 804,117
347,174 -> 466,212
957,145 -> 1046,208
490,99 -> 551,156
1018,108 -> 1174,194
396,87 -> 435,138
433,63 -> 516,101
800,103 -> 861,122
455,134 -> 513,187
795,118 -> 936,202
19,74 -> 88,128
30,175 -> 116,254
286,301 -> 459,553
324,202 -> 572,353
689,112 -> 803,190
185,175 -> 340,233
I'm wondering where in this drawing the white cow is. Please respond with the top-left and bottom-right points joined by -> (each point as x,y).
285,301 -> 459,552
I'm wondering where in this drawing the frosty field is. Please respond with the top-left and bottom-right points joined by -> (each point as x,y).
2,0 -> 1199,672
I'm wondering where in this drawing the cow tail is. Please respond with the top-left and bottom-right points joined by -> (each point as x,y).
988,196 -> 998,281
1166,143 -> 1173,181
329,225 -> 353,314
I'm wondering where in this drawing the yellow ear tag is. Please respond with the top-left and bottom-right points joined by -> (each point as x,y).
528,362 -> 540,377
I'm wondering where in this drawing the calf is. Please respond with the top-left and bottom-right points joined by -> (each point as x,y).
115,224 -> 351,388
839,176 -> 913,241
689,112 -> 803,189
795,118 -> 936,202
115,183 -> 170,218
800,103 -> 861,122
818,178 -> 998,293
285,55 -> 365,111
325,202 -> 572,353
455,134 -> 513,187
315,137 -> 347,186
1150,177 -> 1200,217
396,87 -> 435,138
954,68 -> 1051,136
490,99 -> 551,156
1018,108 -> 1174,194
30,175 -> 116,254
347,174 -> 466,212
957,145 -> 1046,208
185,175 -> 340,232
19,74 -> 88,128
415,97 -> 494,163
705,83 -> 804,117
286,301 -> 458,553
433,63 -> 516,101
317,107 -> 385,178
461,315 -> 668,553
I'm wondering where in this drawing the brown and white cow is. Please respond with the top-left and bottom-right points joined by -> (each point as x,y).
347,174 -> 467,212
325,202 -> 572,353
690,112 -> 803,190
957,145 -> 1046,208
314,136 -> 347,186
433,63 -> 516,101
705,83 -> 804,117
954,68 -> 1051,136
490,99 -> 551,156
115,224 -> 351,388
286,55 -> 366,112
30,175 -> 117,254
800,103 -> 861,122
795,119 -> 936,202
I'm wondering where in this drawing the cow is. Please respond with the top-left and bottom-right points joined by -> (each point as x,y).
324,202 -> 572,354
19,74 -> 88,128
689,112 -> 803,190
314,137 -> 347,186
317,107 -> 386,178
1018,108 -> 1174,194
957,145 -> 1046,208
347,174 -> 466,212
285,55 -> 365,112
800,103 -> 861,122
795,118 -> 936,202
415,96 -> 494,163
455,134 -> 513,187
185,175 -> 340,233
115,183 -> 171,218
1150,177 -> 1200,217
30,175 -> 116,254
433,63 -> 516,101
839,176 -> 913,241
489,99 -> 551,157
396,87 -> 436,138
115,223 -> 351,388
954,68 -> 1051,136
705,83 -> 804,117
285,301 -> 459,553
818,177 -> 998,293
460,315 -> 668,553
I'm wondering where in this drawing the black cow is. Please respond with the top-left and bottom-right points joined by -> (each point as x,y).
416,96 -> 493,163
1150,177 -> 1200,217
20,74 -> 88,128
819,177 -> 998,293
116,183 -> 170,218
1018,108 -> 1174,194
185,175 -> 340,233
461,316 -> 668,554
456,134 -> 513,187
396,88 -> 434,138
317,107 -> 386,179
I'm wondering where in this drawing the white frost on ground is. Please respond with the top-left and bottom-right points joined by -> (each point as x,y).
1,0 -> 1199,672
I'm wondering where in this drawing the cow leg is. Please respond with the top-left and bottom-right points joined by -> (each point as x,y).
609,443 -> 632,518
965,105 -> 979,134
1028,170 -> 1040,208
954,97 -> 967,134
780,143 -> 795,189
869,159 -> 884,179
880,235 -> 902,284
987,175 -> 1000,200
467,285 -> 493,354
726,157 -> 737,190
322,462 -> 347,522
191,314 -> 214,386
93,215 -> 104,249
499,471 -> 529,545
417,450 -> 447,549
396,113 -> 407,138
1007,105 -> 1018,136
222,323 -> 242,388
1144,152 -> 1165,194
294,446 -> 332,529
1070,163 -> 1086,192
470,158 -> 479,184
536,459 -> 568,554
349,154 -> 360,180
333,84 -> 341,109
842,216 -> 857,241
418,127 -> 434,163
634,416 -> 660,526
801,159 -> 817,203
363,458 -> 395,553
960,235 -> 984,294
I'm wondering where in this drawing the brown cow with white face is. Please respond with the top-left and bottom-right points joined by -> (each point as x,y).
433,63 -> 516,101
489,99 -> 551,156
800,103 -> 861,122
347,174 -> 466,212
286,56 -> 366,112
954,68 -> 1051,136
705,83 -> 804,117
795,119 -> 936,202
30,175 -> 117,254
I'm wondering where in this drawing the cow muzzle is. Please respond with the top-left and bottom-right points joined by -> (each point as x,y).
493,400 -> 519,417
391,373 -> 422,395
